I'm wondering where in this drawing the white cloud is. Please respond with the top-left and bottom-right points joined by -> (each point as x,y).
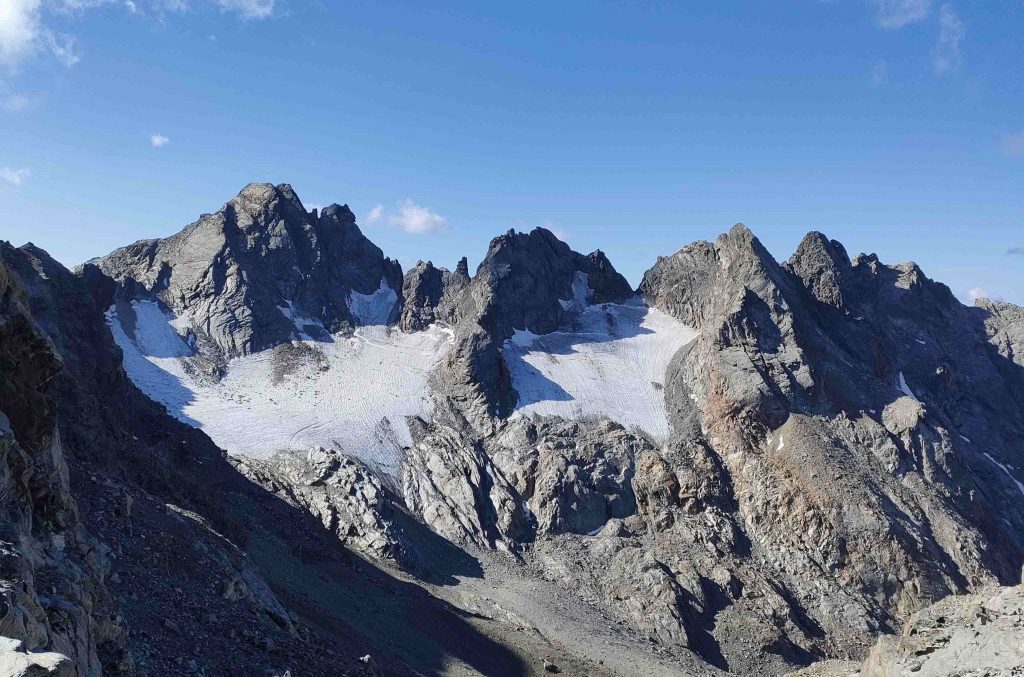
871,0 -> 932,29
932,3 -> 964,74
364,200 -> 446,234
366,204 -> 384,224
550,228 -> 572,243
0,0 -> 42,67
967,287 -> 989,304
215,0 -> 274,19
1,166 -> 30,186
0,0 -> 272,69
150,133 -> 169,147
390,200 -> 447,235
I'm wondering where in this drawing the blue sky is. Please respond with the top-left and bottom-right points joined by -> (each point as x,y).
1,1 -> 1022,302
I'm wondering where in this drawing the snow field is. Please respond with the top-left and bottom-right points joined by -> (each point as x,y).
501,276 -> 697,443
107,298 -> 452,479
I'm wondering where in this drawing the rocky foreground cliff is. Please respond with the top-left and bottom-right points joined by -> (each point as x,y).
3,183 -> 1024,676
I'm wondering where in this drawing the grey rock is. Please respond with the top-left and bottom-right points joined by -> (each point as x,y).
235,448 -> 408,564
490,418 -> 646,536
92,183 -> 402,359
402,416 -> 528,549
399,258 -> 469,332
860,584 -> 1024,676
791,583 -> 1024,676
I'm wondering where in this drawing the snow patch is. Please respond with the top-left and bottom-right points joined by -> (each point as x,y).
278,301 -> 325,341
897,371 -> 919,401
558,271 -> 592,311
347,278 -> 398,326
983,452 -> 1024,498
107,300 -> 452,479
128,300 -> 193,359
502,292 -> 697,444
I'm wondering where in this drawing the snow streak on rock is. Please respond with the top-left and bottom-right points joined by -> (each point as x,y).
984,452 -> 1024,498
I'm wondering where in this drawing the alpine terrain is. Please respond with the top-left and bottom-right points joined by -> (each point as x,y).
3,182 -> 1024,676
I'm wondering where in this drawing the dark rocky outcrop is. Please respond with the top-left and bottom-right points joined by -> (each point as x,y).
0,245 -> 130,676
400,258 -> 470,332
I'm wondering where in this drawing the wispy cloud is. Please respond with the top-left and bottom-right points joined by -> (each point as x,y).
1008,247 -> 1024,256
214,0 -> 274,19
45,29 -> 79,65
2,92 -> 34,111
366,204 -> 384,224
1,166 -> 30,186
150,133 -> 169,147
365,200 -> 448,235
0,0 -> 274,70
932,3 -> 964,74
871,0 -> 932,29
870,59 -> 888,87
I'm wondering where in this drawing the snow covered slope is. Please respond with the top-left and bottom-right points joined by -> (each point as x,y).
501,276 -> 697,443
106,299 -> 452,478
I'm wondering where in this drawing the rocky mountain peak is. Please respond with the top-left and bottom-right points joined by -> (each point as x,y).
94,184 -> 403,358
399,258 -> 470,332
787,230 -> 854,311
475,226 -> 632,336
226,182 -> 306,223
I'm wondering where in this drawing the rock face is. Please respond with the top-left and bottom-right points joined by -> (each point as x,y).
861,584 -> 1024,676
94,183 -> 402,359
400,227 -> 639,549
0,246 -> 130,676
790,583 -> 1024,676
235,448 -> 408,564
0,240 -> 447,675
403,221 -> 1024,673
400,258 -> 470,332
489,418 -> 646,537
609,224 -> 1024,667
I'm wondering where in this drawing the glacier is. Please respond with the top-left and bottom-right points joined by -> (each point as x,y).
106,298 -> 452,479
501,277 -> 697,444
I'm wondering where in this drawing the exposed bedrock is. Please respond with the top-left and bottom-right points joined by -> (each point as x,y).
0,246 -> 131,676
93,183 -> 403,359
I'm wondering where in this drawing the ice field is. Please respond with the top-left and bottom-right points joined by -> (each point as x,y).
501,274 -> 697,443
106,288 -> 451,478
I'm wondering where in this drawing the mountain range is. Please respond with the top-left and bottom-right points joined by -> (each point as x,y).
2,182 -> 1024,676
